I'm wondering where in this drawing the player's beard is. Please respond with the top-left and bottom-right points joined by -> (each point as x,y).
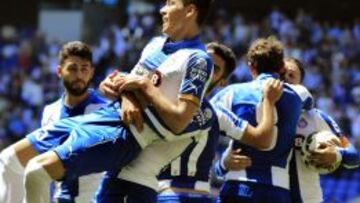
63,79 -> 90,96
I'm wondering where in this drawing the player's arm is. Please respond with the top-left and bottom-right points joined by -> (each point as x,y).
116,74 -> 197,135
311,110 -> 360,169
213,79 -> 283,149
337,137 -> 360,169
240,79 -> 282,149
117,53 -> 213,134
117,76 -> 199,134
99,71 -> 146,131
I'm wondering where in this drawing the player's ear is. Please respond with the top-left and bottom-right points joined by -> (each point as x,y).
185,4 -> 197,19
248,62 -> 257,76
57,65 -> 63,78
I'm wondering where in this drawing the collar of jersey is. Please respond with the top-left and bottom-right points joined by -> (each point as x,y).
162,35 -> 205,54
257,73 -> 280,81
61,89 -> 94,111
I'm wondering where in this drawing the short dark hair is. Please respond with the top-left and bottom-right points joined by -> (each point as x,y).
182,0 -> 214,25
285,57 -> 305,83
246,36 -> 284,74
59,41 -> 92,66
206,42 -> 236,79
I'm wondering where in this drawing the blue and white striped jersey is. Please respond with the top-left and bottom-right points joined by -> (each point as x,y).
40,89 -> 109,203
290,109 -> 360,203
158,99 -> 248,192
125,35 -> 214,148
213,73 -> 311,190
117,99 -> 217,191
117,98 -> 249,192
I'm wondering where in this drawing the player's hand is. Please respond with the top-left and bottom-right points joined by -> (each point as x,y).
117,77 -> 151,95
310,142 -> 338,168
99,71 -> 121,100
121,93 -> 144,132
223,148 -> 252,171
263,79 -> 283,104
325,136 -> 342,146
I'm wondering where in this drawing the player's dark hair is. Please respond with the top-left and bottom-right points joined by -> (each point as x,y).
206,42 -> 236,79
182,0 -> 214,25
59,41 -> 93,66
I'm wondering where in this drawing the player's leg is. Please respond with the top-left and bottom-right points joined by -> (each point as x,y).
0,139 -> 38,203
24,106 -> 142,202
24,150 -> 63,203
0,113 -> 89,203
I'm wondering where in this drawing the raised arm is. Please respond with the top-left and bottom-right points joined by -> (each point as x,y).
213,79 -> 283,149
240,79 -> 283,149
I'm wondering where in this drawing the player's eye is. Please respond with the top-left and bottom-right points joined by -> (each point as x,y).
214,65 -> 221,73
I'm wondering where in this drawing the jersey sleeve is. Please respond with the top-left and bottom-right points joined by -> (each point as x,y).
315,109 -> 342,136
287,84 -> 313,110
129,36 -> 166,76
179,52 -> 213,106
213,103 -> 248,141
210,86 -> 234,110
214,142 -> 232,178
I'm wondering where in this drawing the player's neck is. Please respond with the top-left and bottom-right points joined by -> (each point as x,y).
63,91 -> 89,108
169,26 -> 200,42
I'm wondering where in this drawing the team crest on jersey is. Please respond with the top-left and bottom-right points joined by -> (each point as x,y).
151,70 -> 163,87
204,108 -> 213,120
294,134 -> 305,150
190,58 -> 208,82
193,107 -> 212,127
298,118 -> 308,128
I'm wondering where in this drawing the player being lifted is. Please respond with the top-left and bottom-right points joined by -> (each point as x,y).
22,0 -> 216,202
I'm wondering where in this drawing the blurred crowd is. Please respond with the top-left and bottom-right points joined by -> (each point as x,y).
0,3 -> 359,201
3,5 -> 359,150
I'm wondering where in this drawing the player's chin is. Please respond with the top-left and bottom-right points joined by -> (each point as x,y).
162,24 -> 172,34
162,26 -> 168,34
70,84 -> 87,94
72,84 -> 86,91
70,87 -> 87,96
